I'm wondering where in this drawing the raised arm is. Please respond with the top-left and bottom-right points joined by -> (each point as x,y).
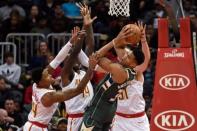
78,3 -> 97,56
76,3 -> 97,68
41,54 -> 98,107
61,29 -> 86,80
47,27 -> 81,74
134,22 -> 150,73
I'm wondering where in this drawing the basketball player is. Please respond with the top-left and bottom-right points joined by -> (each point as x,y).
111,21 -> 150,131
60,4 -> 97,131
79,25 -> 145,131
23,27 -> 98,131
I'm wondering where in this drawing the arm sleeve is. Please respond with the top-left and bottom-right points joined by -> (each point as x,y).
49,41 -> 72,69
78,50 -> 89,68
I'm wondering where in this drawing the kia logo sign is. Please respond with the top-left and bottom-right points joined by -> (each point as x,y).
154,110 -> 195,131
159,74 -> 190,90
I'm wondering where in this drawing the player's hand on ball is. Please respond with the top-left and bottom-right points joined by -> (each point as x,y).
136,21 -> 146,38
114,25 -> 133,47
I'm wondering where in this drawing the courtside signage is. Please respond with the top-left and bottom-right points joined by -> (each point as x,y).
164,49 -> 184,58
154,110 -> 195,131
159,74 -> 190,90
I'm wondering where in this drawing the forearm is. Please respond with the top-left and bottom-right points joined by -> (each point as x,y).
62,36 -> 85,75
137,35 -> 150,72
0,75 -> 18,87
62,69 -> 93,100
98,57 -> 112,72
42,68 -> 91,107
51,69 -> 92,102
85,25 -> 94,56
49,41 -> 72,70
96,40 -> 113,57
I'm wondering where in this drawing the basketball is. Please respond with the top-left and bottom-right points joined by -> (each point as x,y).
125,24 -> 141,44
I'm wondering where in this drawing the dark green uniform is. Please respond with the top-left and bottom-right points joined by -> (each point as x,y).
80,68 -> 136,131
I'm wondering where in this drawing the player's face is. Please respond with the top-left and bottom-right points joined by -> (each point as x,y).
41,69 -> 55,87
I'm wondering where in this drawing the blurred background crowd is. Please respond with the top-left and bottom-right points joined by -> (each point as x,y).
0,0 -> 196,130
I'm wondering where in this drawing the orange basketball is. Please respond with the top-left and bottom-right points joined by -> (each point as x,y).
125,24 -> 141,44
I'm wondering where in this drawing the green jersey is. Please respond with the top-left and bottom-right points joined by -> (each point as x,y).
85,68 -> 136,123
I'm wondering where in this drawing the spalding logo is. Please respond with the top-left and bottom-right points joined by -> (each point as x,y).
159,74 -> 190,90
154,110 -> 195,131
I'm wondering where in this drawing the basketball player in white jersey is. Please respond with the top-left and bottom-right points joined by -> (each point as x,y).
60,4 -> 97,131
111,21 -> 150,131
23,26 -> 99,131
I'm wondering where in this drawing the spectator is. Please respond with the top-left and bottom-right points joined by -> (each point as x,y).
28,40 -> 51,70
50,2 -> 71,33
0,108 -> 14,124
0,0 -> 26,21
0,77 -> 11,108
23,85 -> 32,105
61,0 -> 81,19
31,16 -> 51,36
0,9 -> 27,41
0,52 -> 21,84
4,98 -> 24,127
26,4 -> 43,31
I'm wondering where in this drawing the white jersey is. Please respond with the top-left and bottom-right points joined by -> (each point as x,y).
112,78 -> 150,131
28,83 -> 58,124
62,70 -> 94,114
117,79 -> 145,114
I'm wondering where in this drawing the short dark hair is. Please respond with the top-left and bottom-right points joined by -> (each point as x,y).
4,52 -> 14,59
132,47 -> 145,65
31,67 -> 44,84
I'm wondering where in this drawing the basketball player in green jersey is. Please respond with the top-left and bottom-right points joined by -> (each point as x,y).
80,25 -> 145,131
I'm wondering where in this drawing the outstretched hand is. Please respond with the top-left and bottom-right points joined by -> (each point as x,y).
136,21 -> 146,36
70,26 -> 86,44
76,2 -> 97,26
135,21 -> 146,40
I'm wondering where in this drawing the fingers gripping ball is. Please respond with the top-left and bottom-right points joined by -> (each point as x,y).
125,24 -> 141,45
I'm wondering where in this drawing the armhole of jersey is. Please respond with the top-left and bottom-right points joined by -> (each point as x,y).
39,89 -> 55,107
125,68 -> 136,81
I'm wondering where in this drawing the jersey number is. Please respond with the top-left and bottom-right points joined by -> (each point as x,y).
75,79 -> 90,97
32,102 -> 38,117
118,88 -> 129,100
